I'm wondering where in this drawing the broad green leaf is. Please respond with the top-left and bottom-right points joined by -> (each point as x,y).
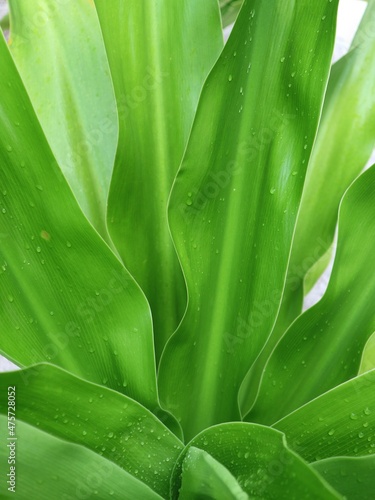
273,370 -> 375,462
179,447 -> 249,500
220,0 -> 243,27
275,0 -> 375,334
159,0 -> 338,440
247,166 -> 375,424
240,1 -> 375,416
171,423 -> 341,499
0,416 -> 163,499
0,364 -> 183,497
0,34 -> 161,414
94,0 -> 223,360
8,0 -> 118,242
311,455 -> 375,500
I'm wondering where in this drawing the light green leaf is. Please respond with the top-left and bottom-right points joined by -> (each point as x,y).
247,166 -> 375,424
311,455 -> 375,500
220,0 -> 243,27
94,0 -> 223,360
239,1 -> 375,416
159,0 -> 338,440
0,416 -> 163,499
179,447 -> 249,500
273,370 -> 375,462
0,364 -> 183,498
0,34 -> 161,414
275,0 -> 375,334
8,0 -> 118,242
360,331 -> 375,373
171,423 -> 341,499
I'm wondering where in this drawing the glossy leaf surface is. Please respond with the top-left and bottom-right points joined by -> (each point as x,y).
159,0 -> 338,440
273,370 -> 375,462
171,423 -> 341,499
311,455 -> 375,500
0,364 -> 183,497
0,34 -> 160,412
248,166 -> 375,424
179,447 -> 249,500
0,416 -> 163,499
276,0 -> 375,334
94,0 -> 223,359
9,0 -> 118,241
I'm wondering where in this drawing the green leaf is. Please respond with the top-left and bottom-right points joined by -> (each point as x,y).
158,0 -> 338,440
0,416 -> 163,499
273,370 -> 375,462
311,455 -> 375,500
247,166 -> 375,424
220,0 -> 243,27
239,1 -> 375,416
8,0 -> 118,242
94,0 -> 223,360
0,34 -> 161,414
275,0 -> 375,334
0,364 -> 183,498
360,332 -> 375,373
179,447 -> 249,500
171,423 -> 341,499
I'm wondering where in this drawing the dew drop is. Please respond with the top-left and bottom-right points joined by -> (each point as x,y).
36,185 -> 43,191
6,145 -> 12,152
66,241 -> 72,248
1,208 -> 6,214
280,57 -> 286,63
270,187 -> 276,195
7,295 -> 14,303
36,246 -> 41,253
328,429 -> 335,436
228,74 -> 233,82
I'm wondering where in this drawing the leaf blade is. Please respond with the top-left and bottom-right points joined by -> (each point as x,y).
0,364 -> 183,498
159,0 -> 338,440
0,34 -> 161,414
247,165 -> 375,424
0,416 -> 163,499
8,0 -> 118,241
94,0 -> 223,359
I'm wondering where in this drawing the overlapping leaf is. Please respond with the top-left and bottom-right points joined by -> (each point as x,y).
159,0 -> 338,440
0,364 -> 183,497
0,34 -> 161,413
220,0 -> 243,27
8,0 -> 118,241
273,370 -> 375,462
179,447 -> 249,500
311,455 -> 375,500
278,0 -> 375,333
171,423 -> 341,499
239,0 -> 375,416
247,166 -> 375,424
94,0 -> 223,359
0,416 -> 163,499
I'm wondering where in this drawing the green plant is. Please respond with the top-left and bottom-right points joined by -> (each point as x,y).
0,0 -> 375,498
